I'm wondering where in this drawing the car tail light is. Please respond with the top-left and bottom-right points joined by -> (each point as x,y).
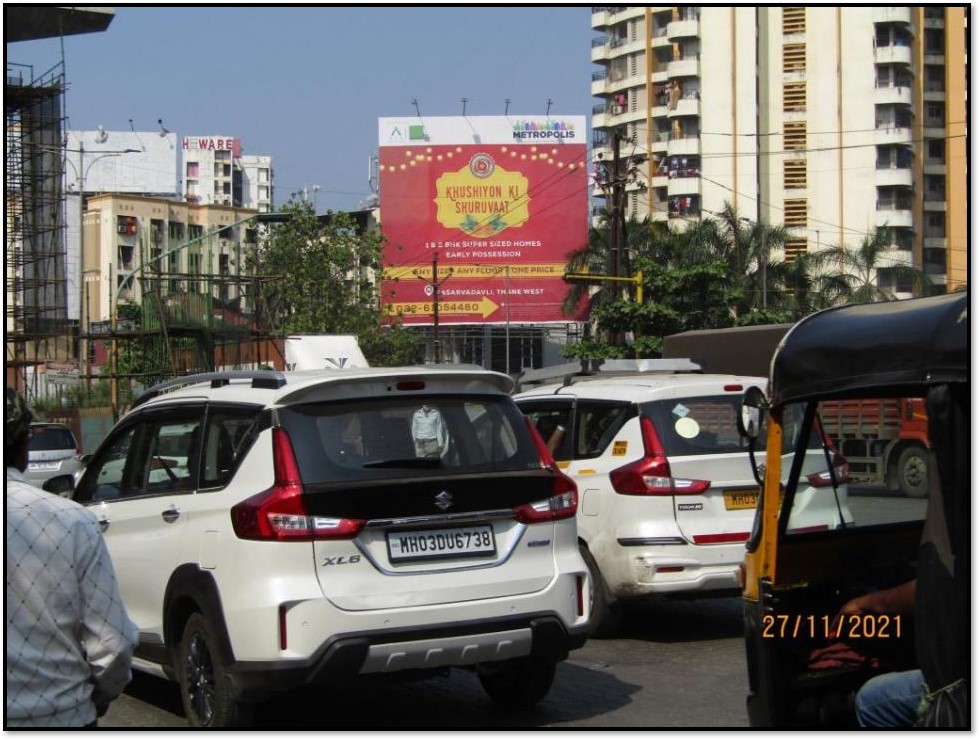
514,417 -> 578,523
230,427 -> 365,541
807,434 -> 850,488
609,416 -> 710,496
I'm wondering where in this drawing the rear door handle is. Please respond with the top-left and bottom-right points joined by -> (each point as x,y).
161,506 -> 181,524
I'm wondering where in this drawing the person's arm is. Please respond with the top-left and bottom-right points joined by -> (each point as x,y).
75,513 -> 139,710
838,579 -> 916,617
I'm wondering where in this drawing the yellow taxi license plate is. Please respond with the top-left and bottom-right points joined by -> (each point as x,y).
724,489 -> 759,510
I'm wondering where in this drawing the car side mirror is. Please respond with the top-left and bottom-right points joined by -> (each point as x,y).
737,386 -> 767,440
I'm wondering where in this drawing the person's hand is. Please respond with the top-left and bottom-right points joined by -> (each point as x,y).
96,701 -> 110,718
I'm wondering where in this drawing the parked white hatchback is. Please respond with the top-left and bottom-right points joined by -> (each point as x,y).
73,368 -> 590,726
514,360 -> 853,636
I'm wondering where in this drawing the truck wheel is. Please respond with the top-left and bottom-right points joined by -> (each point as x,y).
895,446 -> 929,498
177,613 -> 254,727
580,544 -> 622,638
478,656 -> 556,708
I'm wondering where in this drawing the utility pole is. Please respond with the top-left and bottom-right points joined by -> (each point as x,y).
416,252 -> 453,363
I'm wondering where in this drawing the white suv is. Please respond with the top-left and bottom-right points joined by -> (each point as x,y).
73,368 -> 590,726
513,360 -> 852,636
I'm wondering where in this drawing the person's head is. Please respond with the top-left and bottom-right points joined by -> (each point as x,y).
5,387 -> 35,472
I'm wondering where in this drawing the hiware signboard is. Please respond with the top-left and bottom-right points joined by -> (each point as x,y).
378,116 -> 588,325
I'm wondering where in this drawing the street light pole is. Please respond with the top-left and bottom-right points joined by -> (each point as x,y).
66,142 -> 139,389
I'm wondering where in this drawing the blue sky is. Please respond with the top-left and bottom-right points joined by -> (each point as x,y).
9,6 -> 596,212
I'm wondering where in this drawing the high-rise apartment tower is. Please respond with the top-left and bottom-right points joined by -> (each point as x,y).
590,6 -> 967,292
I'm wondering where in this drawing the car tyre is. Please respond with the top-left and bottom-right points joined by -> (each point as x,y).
477,656 -> 556,708
580,544 -> 622,638
895,445 -> 929,498
177,613 -> 253,728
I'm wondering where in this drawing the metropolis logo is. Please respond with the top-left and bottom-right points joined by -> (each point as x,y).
434,491 -> 454,510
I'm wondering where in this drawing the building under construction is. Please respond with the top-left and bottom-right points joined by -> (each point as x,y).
5,58 -> 73,398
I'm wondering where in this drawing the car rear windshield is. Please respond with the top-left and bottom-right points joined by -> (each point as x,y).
279,395 -> 542,484
28,427 -> 77,452
644,396 -> 821,457
642,395 -> 756,457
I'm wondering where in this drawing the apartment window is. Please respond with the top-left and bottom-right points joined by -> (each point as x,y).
783,160 -> 807,189
925,102 -> 946,127
215,150 -> 231,162
259,168 -> 270,183
219,254 -> 230,275
186,161 -> 200,178
927,139 -> 946,162
169,221 -> 186,241
925,175 -> 945,199
783,43 -> 806,73
189,224 -> 204,241
783,82 -> 806,112
783,198 -> 807,228
118,245 -> 135,271
783,121 -> 807,151
259,185 -> 270,200
925,29 -> 944,54
925,65 -> 945,92
782,7 -> 805,34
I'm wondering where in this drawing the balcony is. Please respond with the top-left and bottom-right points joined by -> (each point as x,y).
666,19 -> 699,40
651,28 -> 671,49
873,126 -> 912,146
668,175 -> 701,197
872,7 -> 912,24
874,167 -> 913,187
651,134 -> 669,153
874,85 -> 912,106
668,97 -> 700,118
923,198 -> 947,211
667,136 -> 700,157
874,44 -> 912,66
874,206 -> 913,228
667,58 -> 699,78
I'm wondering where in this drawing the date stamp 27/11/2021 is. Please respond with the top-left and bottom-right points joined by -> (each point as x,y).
761,613 -> 903,640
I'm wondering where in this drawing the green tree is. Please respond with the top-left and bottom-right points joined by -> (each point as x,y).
249,201 -> 423,367
823,226 -> 934,303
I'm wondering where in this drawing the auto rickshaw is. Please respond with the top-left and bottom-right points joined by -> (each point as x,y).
737,292 -> 968,727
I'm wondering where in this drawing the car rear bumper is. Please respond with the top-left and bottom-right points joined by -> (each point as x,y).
603,540 -> 746,598
225,613 -> 588,700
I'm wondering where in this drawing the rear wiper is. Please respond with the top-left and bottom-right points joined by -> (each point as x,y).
362,457 -> 442,469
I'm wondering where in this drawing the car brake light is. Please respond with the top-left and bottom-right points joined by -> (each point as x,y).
515,417 -> 578,523
230,427 -> 365,541
807,434 -> 850,488
609,416 -> 710,496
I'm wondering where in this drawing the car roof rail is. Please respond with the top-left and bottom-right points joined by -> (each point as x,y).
515,358 -> 702,392
131,370 -> 288,409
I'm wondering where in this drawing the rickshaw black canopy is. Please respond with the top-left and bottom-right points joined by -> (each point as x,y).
769,292 -> 968,408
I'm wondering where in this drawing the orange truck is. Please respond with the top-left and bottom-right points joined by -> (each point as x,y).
817,397 -> 930,497
663,324 -> 931,497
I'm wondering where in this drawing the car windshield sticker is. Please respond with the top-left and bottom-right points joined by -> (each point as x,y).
675,416 -> 700,439
672,403 -> 690,418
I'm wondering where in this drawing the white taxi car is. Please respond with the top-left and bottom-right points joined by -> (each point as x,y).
514,360 -> 852,636
73,368 -> 590,726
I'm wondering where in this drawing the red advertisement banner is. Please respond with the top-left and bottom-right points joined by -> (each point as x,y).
379,139 -> 588,325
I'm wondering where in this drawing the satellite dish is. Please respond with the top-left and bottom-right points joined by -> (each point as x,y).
95,125 -> 108,143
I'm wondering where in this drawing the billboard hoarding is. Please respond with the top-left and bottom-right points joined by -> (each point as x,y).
378,116 -> 588,326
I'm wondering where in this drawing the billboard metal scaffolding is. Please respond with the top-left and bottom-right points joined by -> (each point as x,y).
5,59 -> 71,397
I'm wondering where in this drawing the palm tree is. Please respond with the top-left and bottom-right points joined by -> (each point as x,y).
824,226 -> 933,303
769,249 -> 852,319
